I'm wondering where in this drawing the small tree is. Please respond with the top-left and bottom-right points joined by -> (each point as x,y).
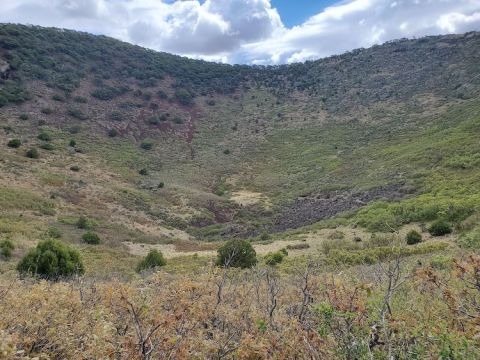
264,251 -> 285,266
17,239 -> 84,279
136,249 -> 166,272
7,139 -> 21,148
26,148 -> 39,159
428,220 -> 452,236
140,139 -> 154,150
77,216 -> 93,229
37,132 -> 52,141
216,240 -> 257,268
82,232 -> 101,245
406,230 -> 422,245
0,239 -> 14,259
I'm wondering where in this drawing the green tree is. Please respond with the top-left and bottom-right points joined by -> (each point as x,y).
82,232 -> 101,245
428,220 -> 452,236
406,230 -> 422,245
17,239 -> 84,279
0,239 -> 14,259
7,139 -> 21,148
136,249 -> 166,272
26,148 -> 39,159
216,240 -> 257,268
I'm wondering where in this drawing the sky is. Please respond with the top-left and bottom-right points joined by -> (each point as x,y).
1,0 -> 480,64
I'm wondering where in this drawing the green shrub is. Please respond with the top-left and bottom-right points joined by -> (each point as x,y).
172,116 -> 183,124
140,139 -> 154,150
175,88 -> 193,105
259,231 -> 270,241
406,230 -> 422,245
70,165 -> 80,172
136,249 -> 166,272
41,107 -> 53,115
68,107 -> 88,120
158,182 -> 165,189
264,251 -> 285,265
40,143 -> 55,151
138,168 -> 148,176
52,94 -> 65,102
82,232 -> 101,245
77,216 -> 94,229
430,255 -> 453,270
216,240 -> 257,268
223,149 -> 230,155
108,128 -> 118,137
0,239 -> 14,259
73,96 -> 87,103
47,227 -> 62,239
7,139 -> 21,148
26,148 -> 39,159
286,243 -> 310,250
428,220 -> 452,236
37,132 -> 52,141
69,139 -> 76,147
91,86 -> 128,100
17,239 -> 84,279
157,90 -> 168,99
457,228 -> 480,249
19,113 -> 29,120
109,111 -> 123,121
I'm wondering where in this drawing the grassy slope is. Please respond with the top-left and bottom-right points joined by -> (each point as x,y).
0,25 -> 480,275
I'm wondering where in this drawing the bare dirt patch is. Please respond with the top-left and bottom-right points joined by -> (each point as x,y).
230,190 -> 271,208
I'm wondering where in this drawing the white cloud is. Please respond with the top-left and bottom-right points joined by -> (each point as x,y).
0,0 -> 479,64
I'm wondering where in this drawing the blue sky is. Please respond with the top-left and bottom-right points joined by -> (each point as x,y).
271,0 -> 337,27
1,0 -> 480,64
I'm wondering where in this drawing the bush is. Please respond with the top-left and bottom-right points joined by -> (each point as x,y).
26,148 -> 39,159
69,139 -> 76,147
17,239 -> 84,279
140,139 -> 154,150
457,228 -> 480,249
47,227 -> 62,239
139,168 -> 148,176
0,239 -> 14,259
37,132 -> 52,141
406,230 -> 422,245
41,107 -> 53,115
70,165 -> 80,172
428,220 -> 452,236
216,240 -> 257,268
108,128 -> 118,137
82,232 -> 101,245
264,251 -> 285,266
7,139 -> 21,148
77,216 -> 94,229
286,243 -> 310,250
68,107 -> 88,120
223,149 -> 230,155
19,113 -> 29,120
158,182 -> 165,189
259,231 -> 270,241
175,88 -> 193,105
136,249 -> 166,272
40,143 -> 55,151
109,111 -> 123,121
52,94 -> 65,102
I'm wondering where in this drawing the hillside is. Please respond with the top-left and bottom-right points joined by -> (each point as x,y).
1,24 -> 480,358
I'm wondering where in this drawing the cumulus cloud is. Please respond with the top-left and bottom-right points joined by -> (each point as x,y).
0,0 -> 479,64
